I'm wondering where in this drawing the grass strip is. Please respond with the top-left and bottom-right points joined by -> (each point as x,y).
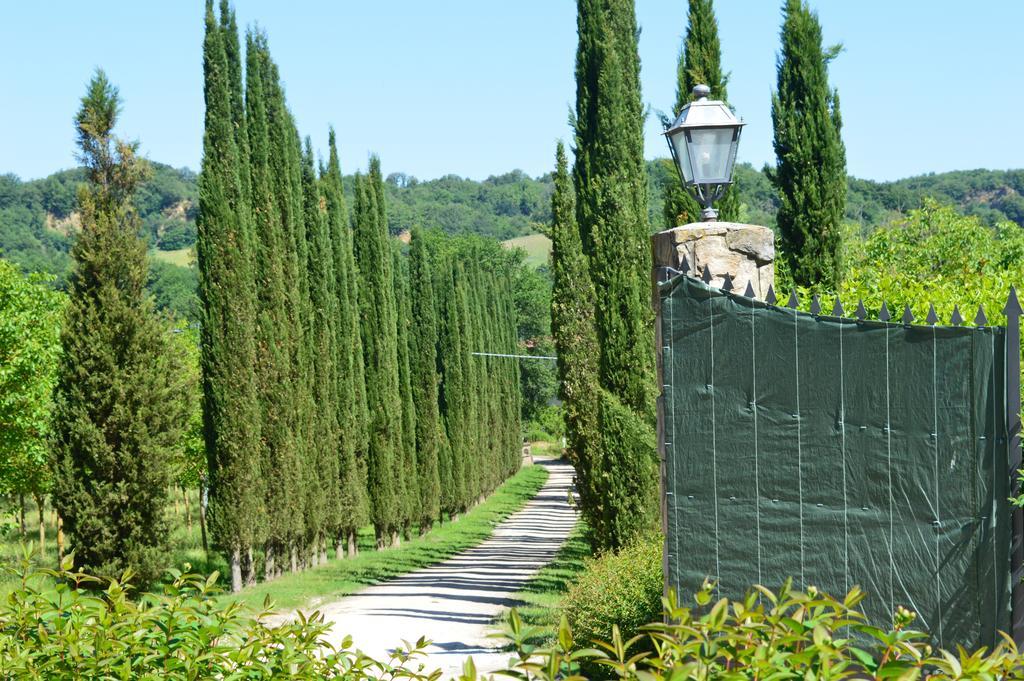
231,462 -> 549,612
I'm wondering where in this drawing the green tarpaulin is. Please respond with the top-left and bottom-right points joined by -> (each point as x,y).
659,274 -> 1011,648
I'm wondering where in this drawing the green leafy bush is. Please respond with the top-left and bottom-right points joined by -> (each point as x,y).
507,579 -> 1024,681
562,533 -> 663,655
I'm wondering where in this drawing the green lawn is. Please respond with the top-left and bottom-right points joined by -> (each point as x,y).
500,520 -> 591,646
0,462 -> 548,611
150,247 -> 194,268
229,462 -> 549,612
502,233 -> 551,269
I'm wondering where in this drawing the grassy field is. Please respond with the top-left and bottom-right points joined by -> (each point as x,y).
151,247 -> 194,267
233,462 -> 549,612
503,233 -> 551,269
0,462 -> 548,611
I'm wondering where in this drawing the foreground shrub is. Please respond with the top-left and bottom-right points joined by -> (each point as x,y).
508,578 -> 1024,681
0,554 -> 436,679
562,533 -> 663,652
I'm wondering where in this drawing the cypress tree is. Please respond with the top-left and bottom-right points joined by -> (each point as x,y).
302,137 -> 342,564
408,228 -> 442,532
769,0 -> 846,288
550,141 -> 604,541
392,245 -> 418,537
323,130 -> 367,557
572,0 -> 658,550
244,31 -> 298,579
352,160 -> 403,546
196,1 -> 263,592
438,258 -> 468,514
663,0 -> 739,227
52,70 -> 190,586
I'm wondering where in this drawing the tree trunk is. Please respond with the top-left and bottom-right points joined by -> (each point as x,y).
243,547 -> 257,586
174,486 -> 181,518
18,493 -> 25,538
230,548 -> 242,593
35,493 -> 45,559
265,544 -> 276,581
290,545 -> 299,573
391,529 -> 401,548
335,532 -> 345,560
57,515 -> 64,562
348,530 -> 357,557
319,536 -> 328,565
183,487 -> 192,533
199,483 -> 209,555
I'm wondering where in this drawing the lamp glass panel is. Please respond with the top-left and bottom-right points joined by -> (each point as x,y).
669,129 -> 693,182
687,128 -> 735,183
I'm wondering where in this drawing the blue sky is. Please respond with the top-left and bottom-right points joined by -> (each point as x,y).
1,1 -> 1022,182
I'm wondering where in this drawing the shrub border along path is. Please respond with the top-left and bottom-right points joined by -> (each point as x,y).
232,462 -> 549,612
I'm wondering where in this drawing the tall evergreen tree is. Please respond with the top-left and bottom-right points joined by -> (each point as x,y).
302,138 -> 342,564
352,160 -> 403,546
550,141 -> 604,540
408,228 -> 442,533
663,0 -> 739,227
392,245 -> 418,537
244,30 -> 298,579
572,0 -> 658,550
437,258 -> 468,514
769,0 -> 846,288
323,129 -> 367,557
52,70 -> 190,586
196,1 -> 263,593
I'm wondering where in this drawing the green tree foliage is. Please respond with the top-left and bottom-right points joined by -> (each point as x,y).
245,31 -> 300,576
836,201 -> 1024,325
0,263 -> 63,503
196,1 -> 264,592
51,70 -> 191,586
392,244 -> 418,537
353,159 -> 403,545
769,0 -> 847,288
322,129 -> 368,556
408,228 -> 442,533
662,0 -> 739,227
571,0 -> 658,550
549,142 -> 604,540
302,138 -> 342,563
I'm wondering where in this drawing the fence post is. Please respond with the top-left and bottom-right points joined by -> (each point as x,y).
1005,287 -> 1023,646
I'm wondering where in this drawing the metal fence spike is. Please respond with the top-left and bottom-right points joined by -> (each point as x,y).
679,254 -> 690,275
926,303 -> 938,325
832,298 -> 845,317
810,294 -> 822,315
879,301 -> 891,322
855,300 -> 867,320
974,304 -> 988,327
765,284 -> 777,305
701,267 -> 713,284
901,304 -> 914,325
1004,286 -> 1023,316
786,290 -> 799,309
721,273 -> 734,292
744,282 -> 755,298
951,305 -> 963,326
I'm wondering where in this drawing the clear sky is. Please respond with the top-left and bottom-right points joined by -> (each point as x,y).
2,1 -> 1022,182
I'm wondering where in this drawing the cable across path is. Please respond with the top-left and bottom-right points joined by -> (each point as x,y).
309,458 -> 577,676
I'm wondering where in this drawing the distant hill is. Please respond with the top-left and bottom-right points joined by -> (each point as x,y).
3,160 -> 1022,316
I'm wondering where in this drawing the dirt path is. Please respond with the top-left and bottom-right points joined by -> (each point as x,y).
308,458 -> 577,677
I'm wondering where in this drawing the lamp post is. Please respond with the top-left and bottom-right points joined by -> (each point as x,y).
663,84 -> 745,222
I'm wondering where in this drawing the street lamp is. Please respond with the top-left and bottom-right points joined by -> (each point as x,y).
663,84 -> 745,222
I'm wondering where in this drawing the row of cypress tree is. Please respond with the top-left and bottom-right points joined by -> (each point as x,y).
661,0 -> 847,289
197,0 -> 521,591
554,0 -> 847,553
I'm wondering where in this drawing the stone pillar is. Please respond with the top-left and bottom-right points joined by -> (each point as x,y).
650,221 -> 774,297
650,221 -> 774,593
